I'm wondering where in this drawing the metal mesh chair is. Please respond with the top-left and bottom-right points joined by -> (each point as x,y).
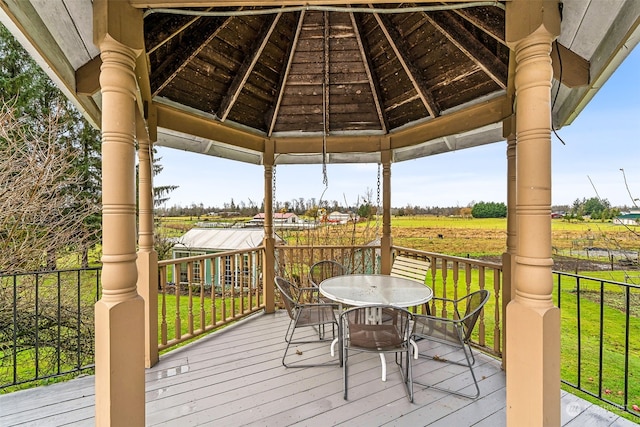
411,289 -> 490,399
275,276 -> 340,368
308,260 -> 347,303
340,305 -> 414,402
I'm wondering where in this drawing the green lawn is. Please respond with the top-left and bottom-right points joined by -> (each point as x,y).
556,279 -> 640,415
158,293 -> 261,350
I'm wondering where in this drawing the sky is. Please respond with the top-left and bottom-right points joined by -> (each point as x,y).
154,44 -> 640,210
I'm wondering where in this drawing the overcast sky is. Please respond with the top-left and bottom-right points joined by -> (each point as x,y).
154,44 -> 639,209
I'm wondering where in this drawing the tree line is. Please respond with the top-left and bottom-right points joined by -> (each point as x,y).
158,197 -> 629,221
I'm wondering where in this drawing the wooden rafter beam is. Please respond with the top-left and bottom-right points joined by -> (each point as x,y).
218,12 -> 282,121
423,10 -> 507,89
151,15 -> 233,97
146,7 -> 214,56
372,10 -> 440,118
451,7 -> 505,44
267,11 -> 305,136
350,10 -> 387,133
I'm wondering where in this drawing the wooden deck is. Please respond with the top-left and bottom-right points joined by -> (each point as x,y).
1,310 -> 637,426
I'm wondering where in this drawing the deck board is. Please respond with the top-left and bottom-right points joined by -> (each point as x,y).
0,310 -> 636,426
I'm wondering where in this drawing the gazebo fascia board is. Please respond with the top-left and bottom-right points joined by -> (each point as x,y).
155,102 -> 266,152
153,92 -> 512,164
389,94 -> 512,149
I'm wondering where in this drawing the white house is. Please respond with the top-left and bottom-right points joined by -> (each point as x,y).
614,211 -> 640,226
327,211 -> 357,224
249,212 -> 299,226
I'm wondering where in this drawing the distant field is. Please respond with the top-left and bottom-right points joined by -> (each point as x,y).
390,216 -> 638,259
157,214 -> 638,260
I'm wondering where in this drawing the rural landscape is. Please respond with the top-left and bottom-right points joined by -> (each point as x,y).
0,1 -> 638,424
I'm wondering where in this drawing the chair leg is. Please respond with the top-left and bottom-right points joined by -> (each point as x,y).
284,319 -> 294,343
395,349 -> 413,403
343,345 -> 349,400
461,345 -> 481,398
466,342 -> 477,365
413,341 -> 481,399
406,348 -> 413,403
283,321 -> 341,368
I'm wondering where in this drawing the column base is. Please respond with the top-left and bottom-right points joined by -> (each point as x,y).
137,250 -> 159,368
506,298 -> 560,426
95,296 -> 145,426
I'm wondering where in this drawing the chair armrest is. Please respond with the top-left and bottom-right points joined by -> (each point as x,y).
294,286 -> 322,303
429,296 -> 456,304
413,313 -> 463,324
412,313 -> 465,340
297,302 -> 340,310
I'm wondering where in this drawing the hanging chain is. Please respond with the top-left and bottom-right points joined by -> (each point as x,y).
375,163 -> 381,235
376,163 -> 381,215
272,164 -> 277,213
321,84 -> 328,186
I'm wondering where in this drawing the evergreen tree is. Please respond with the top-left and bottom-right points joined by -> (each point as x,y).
471,201 -> 507,218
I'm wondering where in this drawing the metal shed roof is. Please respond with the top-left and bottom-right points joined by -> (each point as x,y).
174,228 -> 276,251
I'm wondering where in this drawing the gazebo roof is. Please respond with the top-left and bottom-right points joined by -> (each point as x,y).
1,1 -> 638,165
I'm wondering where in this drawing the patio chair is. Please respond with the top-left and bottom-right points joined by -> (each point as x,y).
340,305 -> 414,402
390,254 -> 430,284
411,289 -> 490,399
308,260 -> 348,303
274,276 -> 340,368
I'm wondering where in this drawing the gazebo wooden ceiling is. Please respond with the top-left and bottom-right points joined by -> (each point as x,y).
140,1 -> 515,164
145,4 -> 508,136
1,1 -> 638,165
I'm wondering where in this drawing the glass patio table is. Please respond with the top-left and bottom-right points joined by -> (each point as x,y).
319,274 -> 433,381
319,274 -> 433,309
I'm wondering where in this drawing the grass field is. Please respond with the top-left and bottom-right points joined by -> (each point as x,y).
389,216 -> 639,259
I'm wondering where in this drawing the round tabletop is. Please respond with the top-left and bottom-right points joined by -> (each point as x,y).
319,274 -> 433,308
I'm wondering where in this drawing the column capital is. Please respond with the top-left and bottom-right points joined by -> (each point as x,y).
506,0 -> 561,48
94,0 -> 144,51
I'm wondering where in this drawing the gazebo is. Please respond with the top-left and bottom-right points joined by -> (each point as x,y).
0,0 -> 638,425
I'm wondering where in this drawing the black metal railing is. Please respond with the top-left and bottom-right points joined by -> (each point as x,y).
555,271 -> 640,419
0,267 -> 101,390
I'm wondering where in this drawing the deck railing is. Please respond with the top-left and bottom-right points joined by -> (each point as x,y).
392,246 -> 503,358
0,267 -> 101,390
555,271 -> 640,419
157,247 -> 265,351
274,244 -> 380,283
